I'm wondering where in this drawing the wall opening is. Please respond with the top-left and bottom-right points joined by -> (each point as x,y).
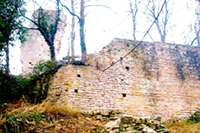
122,93 -> 126,97
74,89 -> 78,93
125,66 -> 130,71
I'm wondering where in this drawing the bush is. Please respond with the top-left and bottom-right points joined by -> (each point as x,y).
0,70 -> 29,103
0,60 -> 61,104
189,110 -> 200,123
28,60 -> 58,79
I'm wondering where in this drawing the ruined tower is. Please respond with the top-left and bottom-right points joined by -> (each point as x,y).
21,10 -> 67,74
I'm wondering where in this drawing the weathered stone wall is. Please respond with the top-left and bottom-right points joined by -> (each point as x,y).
49,38 -> 200,120
21,10 -> 67,74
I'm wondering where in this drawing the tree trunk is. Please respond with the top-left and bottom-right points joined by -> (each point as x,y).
129,0 -> 138,41
40,30 -> 56,61
5,40 -> 9,74
196,2 -> 200,46
155,19 -> 165,43
197,31 -> 200,46
60,0 -> 87,61
49,44 -> 56,61
132,15 -> 136,41
80,0 -> 87,61
35,1 -> 60,62
71,0 -> 75,62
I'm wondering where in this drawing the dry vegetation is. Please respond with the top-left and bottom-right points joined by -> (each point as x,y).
0,97 -> 105,133
1,97 -> 200,133
165,117 -> 200,133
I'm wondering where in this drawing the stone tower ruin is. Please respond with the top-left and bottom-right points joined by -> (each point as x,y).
21,10 -> 67,74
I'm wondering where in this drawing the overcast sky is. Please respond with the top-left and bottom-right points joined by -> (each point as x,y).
58,0 -> 198,58
9,0 -> 198,75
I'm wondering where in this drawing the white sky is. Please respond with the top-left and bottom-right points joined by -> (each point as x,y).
9,0 -> 198,75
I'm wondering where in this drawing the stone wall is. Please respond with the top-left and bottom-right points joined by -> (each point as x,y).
21,10 -> 67,74
49,38 -> 200,120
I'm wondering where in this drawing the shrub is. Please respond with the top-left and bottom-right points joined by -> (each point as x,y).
28,60 -> 58,79
189,110 -> 200,123
0,60 -> 60,104
0,70 -> 29,103
24,60 -> 61,103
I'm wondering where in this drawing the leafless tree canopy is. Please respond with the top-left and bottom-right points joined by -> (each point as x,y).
129,0 -> 140,41
142,0 -> 173,43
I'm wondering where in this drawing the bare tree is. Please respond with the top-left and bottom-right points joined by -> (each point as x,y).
80,0 -> 87,61
60,0 -> 87,61
129,0 -> 140,41
60,0 -> 112,61
71,0 -> 75,62
143,0 -> 173,43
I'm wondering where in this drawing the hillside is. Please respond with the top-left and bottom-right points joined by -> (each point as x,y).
1,38 -> 200,132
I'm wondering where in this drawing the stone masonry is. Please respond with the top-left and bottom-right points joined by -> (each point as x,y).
21,10 -> 67,74
49,38 -> 200,120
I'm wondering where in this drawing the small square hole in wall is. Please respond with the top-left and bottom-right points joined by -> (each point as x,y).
77,74 -> 81,77
122,93 -> 126,97
125,66 -> 130,71
74,89 -> 78,93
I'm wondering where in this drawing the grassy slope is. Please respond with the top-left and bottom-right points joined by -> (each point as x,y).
1,98 -> 200,133
0,98 -> 105,133
165,118 -> 200,133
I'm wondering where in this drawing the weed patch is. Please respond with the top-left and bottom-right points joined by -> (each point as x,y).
165,111 -> 200,133
0,100 -> 105,132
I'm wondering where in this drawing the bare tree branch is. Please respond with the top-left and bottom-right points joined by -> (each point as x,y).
103,13 -> 132,32
24,27 -> 38,30
60,0 -> 80,20
142,0 -> 172,43
85,4 -> 117,14
148,32 -> 155,42
190,37 -> 197,46
23,0 -> 61,61
85,4 -> 111,8
129,0 -> 142,40
23,15 -> 39,27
